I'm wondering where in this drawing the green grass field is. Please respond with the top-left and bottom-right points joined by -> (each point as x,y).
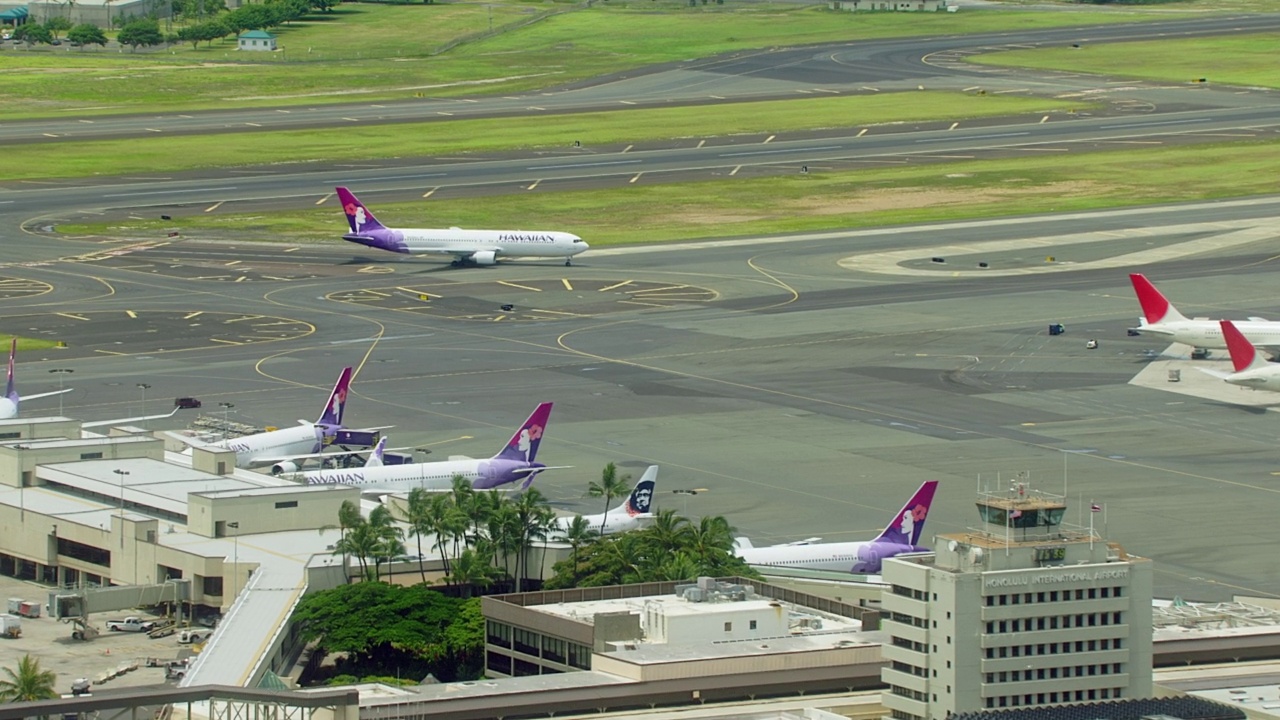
0,1 -> 1232,118
4,92 -> 1080,180
60,139 -> 1280,245
0,337 -> 64,351
970,33 -> 1280,89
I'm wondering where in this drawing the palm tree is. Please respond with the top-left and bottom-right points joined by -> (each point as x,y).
447,548 -> 500,599
512,488 -> 555,591
653,551 -> 701,582
587,463 -> 631,535
643,509 -> 691,554
562,515 -> 598,584
687,515 -> 737,569
367,505 -> 404,582
0,654 -> 58,703
337,521 -> 378,581
407,484 -> 437,579
486,501 -> 521,579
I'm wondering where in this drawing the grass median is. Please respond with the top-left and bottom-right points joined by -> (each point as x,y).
970,32 -> 1280,89
60,139 -> 1280,246
4,92 -> 1078,181
0,2 -> 1221,118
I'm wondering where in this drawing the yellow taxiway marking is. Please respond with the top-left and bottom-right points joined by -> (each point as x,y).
235,276 -> 247,282
224,315 -> 262,323
1040,115 -> 1050,124
598,280 -> 632,292
437,111 -> 454,116
526,308 -> 589,317
633,284 -> 688,294
622,145 -> 633,153
527,179 -> 541,191
246,122 -> 261,127
948,122 -> 959,131
764,135 -> 775,144
498,280 -> 542,292
358,265 -> 394,274
561,279 -> 573,291
94,349 -> 126,355
210,338 -> 243,345
315,193 -> 333,205
126,310 -> 137,318
619,100 -> 636,105
56,312 -> 89,321
342,117 -> 360,122
697,140 -> 706,149
361,289 -> 390,298
493,315 -> 506,322
43,133 -> 58,138
145,128 -> 161,133
709,95 -> 724,100
857,128 -> 868,138
399,287 -> 439,298
183,311 -> 204,319
205,201 -> 224,212
423,187 -> 438,199
225,260 -> 241,266
730,165 -> 741,176
630,173 -> 643,184
284,246 -> 300,252
619,299 -> 667,308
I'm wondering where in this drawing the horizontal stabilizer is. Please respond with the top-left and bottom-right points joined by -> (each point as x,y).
1248,317 -> 1270,322
83,407 -> 181,429
782,537 -> 823,546
511,465 -> 572,475
21,388 -> 73,403
1195,368 -> 1233,380
733,537 -> 753,550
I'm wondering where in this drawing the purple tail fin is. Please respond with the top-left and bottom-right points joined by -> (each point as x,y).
494,402 -> 553,464
5,339 -> 16,403
335,187 -> 386,234
364,436 -> 387,468
873,480 -> 939,546
316,367 -> 353,428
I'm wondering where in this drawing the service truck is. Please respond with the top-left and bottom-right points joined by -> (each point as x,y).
105,616 -> 155,633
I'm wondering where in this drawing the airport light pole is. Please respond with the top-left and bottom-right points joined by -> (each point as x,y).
49,368 -> 73,416
219,402 -> 234,440
113,469 -> 129,548
227,521 -> 240,602
136,383 -> 151,428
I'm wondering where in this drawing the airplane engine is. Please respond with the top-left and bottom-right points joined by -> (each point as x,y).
471,250 -> 498,266
271,461 -> 300,476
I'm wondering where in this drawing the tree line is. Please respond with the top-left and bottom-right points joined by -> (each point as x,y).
7,0 -> 336,51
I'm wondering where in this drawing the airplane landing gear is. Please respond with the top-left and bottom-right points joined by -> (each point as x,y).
565,258 -> 572,267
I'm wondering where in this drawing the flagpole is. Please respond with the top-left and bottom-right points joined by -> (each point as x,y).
1089,498 -> 1095,550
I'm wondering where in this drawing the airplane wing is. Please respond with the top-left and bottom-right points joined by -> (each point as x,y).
22,388 -> 73,403
1195,367 -> 1234,380
779,537 -> 823,546
1248,317 -> 1271,322
83,407 -> 181,429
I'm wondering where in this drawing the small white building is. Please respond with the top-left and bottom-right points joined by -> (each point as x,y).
237,30 -> 276,51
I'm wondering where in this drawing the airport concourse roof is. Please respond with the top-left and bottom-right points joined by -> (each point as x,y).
38,458 -> 274,518
535,594 -> 859,632
0,485 -> 145,532
356,671 -> 634,708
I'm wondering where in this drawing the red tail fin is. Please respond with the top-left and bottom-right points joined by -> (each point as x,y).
1220,320 -> 1264,372
1130,274 -> 1181,324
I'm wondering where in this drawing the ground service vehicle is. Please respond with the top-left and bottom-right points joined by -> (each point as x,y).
105,616 -> 155,632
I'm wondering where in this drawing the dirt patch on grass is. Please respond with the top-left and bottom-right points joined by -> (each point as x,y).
785,181 -> 1108,215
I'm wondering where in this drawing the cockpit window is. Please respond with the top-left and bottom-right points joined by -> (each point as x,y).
573,238 -> 585,243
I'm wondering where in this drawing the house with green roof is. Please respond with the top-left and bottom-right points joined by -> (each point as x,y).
237,29 -> 276,51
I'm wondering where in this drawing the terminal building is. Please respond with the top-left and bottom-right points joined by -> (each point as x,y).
879,484 -> 1153,720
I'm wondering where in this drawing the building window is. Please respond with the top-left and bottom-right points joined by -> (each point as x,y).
81,452 -> 103,460
749,620 -> 757,630
724,622 -> 732,632
274,501 -> 298,509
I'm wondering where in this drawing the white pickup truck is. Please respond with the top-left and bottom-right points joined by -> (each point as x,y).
105,616 -> 155,633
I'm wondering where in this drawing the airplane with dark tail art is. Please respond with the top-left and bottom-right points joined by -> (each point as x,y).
335,187 -> 588,267
550,465 -> 658,538
299,402 -> 566,493
734,480 -> 940,575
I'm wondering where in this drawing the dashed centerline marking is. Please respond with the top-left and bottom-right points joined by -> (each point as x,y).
630,173 -> 643,184
125,310 -> 137,318
183,312 -> 204,319
316,193 -> 333,205
561,279 -> 573,291
730,166 -> 741,176
764,135 -> 775,144
206,201 -> 224,213
423,187 -> 438,199
598,280 -> 632,292
56,312 -> 89,321
527,179 -> 541,191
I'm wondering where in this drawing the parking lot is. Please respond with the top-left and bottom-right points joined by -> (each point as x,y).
0,575 -> 194,694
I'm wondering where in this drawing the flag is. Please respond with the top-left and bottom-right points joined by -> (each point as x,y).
1090,503 -> 1102,513
1010,509 -> 1023,519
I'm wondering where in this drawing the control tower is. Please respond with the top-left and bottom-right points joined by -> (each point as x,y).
878,480 -> 1153,720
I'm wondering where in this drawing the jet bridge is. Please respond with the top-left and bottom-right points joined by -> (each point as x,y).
50,579 -> 192,641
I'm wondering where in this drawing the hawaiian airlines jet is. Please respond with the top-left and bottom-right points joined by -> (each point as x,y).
300,402 -> 560,492
1200,320 -> 1280,392
735,480 -> 939,575
0,339 -> 72,419
550,465 -> 658,538
1129,274 -> 1280,350
173,367 -> 355,470
335,187 -> 588,267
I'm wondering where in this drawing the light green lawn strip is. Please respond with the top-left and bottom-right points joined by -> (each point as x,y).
0,337 -> 63,351
970,33 -> 1280,89
60,140 -> 1280,245
1,93 -> 1078,181
0,3 -> 1208,118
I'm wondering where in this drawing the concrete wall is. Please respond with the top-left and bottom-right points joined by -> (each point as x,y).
187,485 -> 359,538
0,437 -> 162,489
27,0 -> 170,28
